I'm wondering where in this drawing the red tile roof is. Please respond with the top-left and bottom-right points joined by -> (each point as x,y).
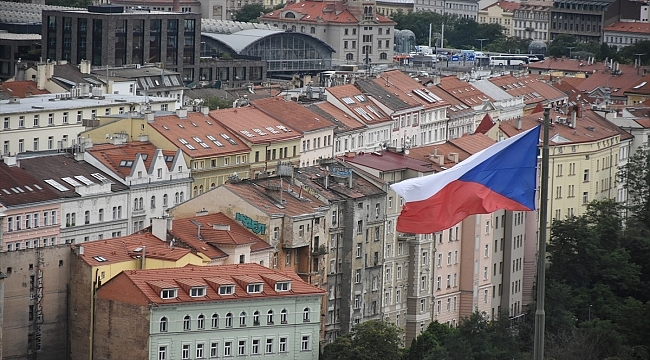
405,134 -> 495,171
149,112 -> 251,158
374,70 -> 449,110
0,162 -> 61,207
450,133 -> 496,155
252,97 -> 336,133
1,81 -> 49,98
326,84 -> 394,124
475,113 -> 494,134
572,71 -> 644,96
487,75 -> 567,105
439,76 -> 494,107
260,0 -> 395,24
341,150 -> 433,173
482,1 -> 520,12
528,58 -> 641,74
625,74 -> 650,95
73,232 -> 193,267
86,142 -> 178,179
604,21 -> 650,34
170,212 -> 272,260
209,107 -> 302,145
96,263 -> 325,306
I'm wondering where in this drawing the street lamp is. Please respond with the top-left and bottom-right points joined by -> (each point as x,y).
567,46 -> 575,59
634,53 -> 645,75
476,38 -> 487,52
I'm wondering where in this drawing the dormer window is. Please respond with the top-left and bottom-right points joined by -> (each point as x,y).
275,281 -> 291,292
219,285 -> 235,295
284,12 -> 295,18
247,283 -> 263,293
190,286 -> 206,297
161,288 -> 177,299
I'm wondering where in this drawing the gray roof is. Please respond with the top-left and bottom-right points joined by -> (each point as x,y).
355,79 -> 415,112
90,67 -> 180,78
0,33 -> 41,40
0,2 -> 76,24
472,79 -> 516,101
201,19 -> 273,34
202,29 -> 285,53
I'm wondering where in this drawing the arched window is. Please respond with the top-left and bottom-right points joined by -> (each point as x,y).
150,196 -> 156,209
210,183 -> 216,189
160,317 -> 168,332
267,310 -> 274,324
211,313 -> 219,328
134,198 -> 139,210
239,311 -> 247,326
197,314 -> 205,329
303,307 -> 310,322
138,197 -> 143,209
346,53 -> 354,61
301,26 -> 305,32
291,25 -> 296,32
253,311 -> 260,325
163,194 -> 168,207
380,52 -> 388,60
175,192 -> 179,204
98,208 -> 104,221
225,312 -> 233,327
282,24 -> 287,30
199,185 -> 203,194
280,309 -> 288,324
180,192 -> 184,202
193,186 -> 198,197
310,27 -> 316,34
183,315 -> 191,330
284,12 -> 295,18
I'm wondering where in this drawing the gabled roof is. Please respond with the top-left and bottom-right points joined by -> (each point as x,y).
431,84 -> 475,117
487,75 -> 566,105
307,101 -> 367,134
0,162 -> 60,207
604,21 -> 650,34
18,153 -> 128,196
573,71 -> 644,96
405,133 -> 495,171
149,112 -> 251,158
355,79 -> 423,112
293,163 -> 385,202
223,177 -> 328,217
170,212 -> 272,260
326,84 -> 395,123
475,113 -> 495,134
482,1 -> 520,12
96,263 -> 325,306
341,151 -> 433,173
260,0 -> 395,24
439,76 -> 494,107
624,74 -> 650,95
73,232 -> 192,267
86,142 -> 178,179
209,107 -> 302,145
1,81 -> 49,98
252,97 -> 336,133
373,70 -> 449,110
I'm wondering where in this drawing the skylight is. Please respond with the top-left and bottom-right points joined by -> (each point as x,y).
252,128 -> 268,136
633,81 -> 647,89
91,173 -> 111,183
276,125 -> 291,132
265,126 -> 280,134
354,95 -> 366,102
119,160 -> 134,167
44,179 -> 70,192
240,130 -> 255,138
341,97 -> 355,105
93,256 -> 108,262
221,133 -> 238,145
61,177 -> 83,187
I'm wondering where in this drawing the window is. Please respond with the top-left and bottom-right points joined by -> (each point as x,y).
303,307 -> 310,322
224,342 -> 232,357
160,317 -> 168,332
225,312 -> 233,327
151,196 -> 156,208
247,283 -> 262,293
211,313 -> 219,328
280,309 -> 288,324
182,344 -> 191,359
183,315 -> 191,330
583,192 -> 589,204
275,281 -> 290,291
196,343 -> 204,359
301,335 -> 310,351
161,288 -> 177,299
583,169 -> 589,182
159,346 -> 167,360
252,339 -> 260,355
197,314 -> 205,329
239,311 -> 247,326
267,310 -> 274,324
265,338 -> 273,354
420,298 -> 426,312
210,342 -> 218,358
238,340 -> 246,355
253,311 -> 260,325
219,285 -> 234,295
279,337 -> 288,352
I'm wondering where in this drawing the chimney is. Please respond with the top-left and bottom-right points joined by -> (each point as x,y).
447,152 -> 459,163
571,106 -> 577,128
196,224 -> 202,239
173,0 -> 180,11
196,208 -> 209,216
433,147 -> 438,156
201,106 -> 210,115
151,217 -> 170,241
176,108 -> 188,119
516,117 -> 522,130
324,174 -> 329,189
79,59 -> 91,74
429,154 -> 445,165
3,156 -> 17,167
145,112 -> 155,122
75,245 -> 85,256
137,134 -> 149,142
213,224 -> 231,231
36,63 -> 47,90
576,103 -> 583,119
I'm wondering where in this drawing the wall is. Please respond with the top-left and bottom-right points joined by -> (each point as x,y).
93,299 -> 150,360
0,245 -> 71,360
2,203 -> 61,251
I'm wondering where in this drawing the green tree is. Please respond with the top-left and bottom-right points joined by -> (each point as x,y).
233,3 -> 267,22
547,34 -> 577,58
321,320 -> 403,360
484,36 -> 532,54
205,97 -> 234,110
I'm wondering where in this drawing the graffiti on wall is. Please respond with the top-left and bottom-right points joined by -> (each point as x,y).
235,213 -> 266,235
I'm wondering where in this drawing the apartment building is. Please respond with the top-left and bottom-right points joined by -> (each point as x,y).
0,93 -> 176,157
486,74 -> 568,113
83,142 -> 193,231
93,264 -> 324,360
69,232 -> 205,360
604,21 -> 650,50
471,79 -> 526,121
259,0 -> 396,66
209,107 -> 302,178
42,6 -> 202,83
549,0 -> 641,42
479,1 -> 519,36
292,162 -> 387,342
253,97 -> 336,167
512,1 -> 551,41
438,76 -> 499,134
307,101 -> 370,157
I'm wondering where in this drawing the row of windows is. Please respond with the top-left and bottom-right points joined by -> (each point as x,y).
157,335 -> 307,360
158,308 -> 312,332
5,210 -> 57,232
3,135 -> 68,155
5,237 -> 58,251
64,207 -> 121,227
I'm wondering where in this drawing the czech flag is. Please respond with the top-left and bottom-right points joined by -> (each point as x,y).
391,126 -> 540,234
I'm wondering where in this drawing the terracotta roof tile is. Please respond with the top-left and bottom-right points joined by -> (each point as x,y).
260,0 -> 395,24
170,212 -> 272,260
355,78 -> 424,112
572,71 -> 644,95
208,107 -> 302,144
1,81 -> 49,98
529,58 -> 641,74
149,112 -> 251,158
604,21 -> 650,34
475,113 -> 495,134
307,101 -> 367,133
73,232 -> 192,267
373,70 -> 449,110
404,133 -> 495,171
97,263 -> 325,305
252,97 -> 336,133
86,142 -> 178,179
439,76 -> 494,107
293,163 -> 386,201
487,75 -> 566,105
341,151 -> 433,173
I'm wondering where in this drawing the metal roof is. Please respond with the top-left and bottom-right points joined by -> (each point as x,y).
0,2 -> 76,24
202,29 -> 286,53
201,19 -> 273,34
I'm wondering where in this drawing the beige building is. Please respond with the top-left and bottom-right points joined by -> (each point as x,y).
479,1 -> 519,37
259,0 -> 396,65
376,0 -> 414,17
512,0 -> 551,41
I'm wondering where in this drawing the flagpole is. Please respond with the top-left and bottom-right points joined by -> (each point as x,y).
533,106 -> 551,360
